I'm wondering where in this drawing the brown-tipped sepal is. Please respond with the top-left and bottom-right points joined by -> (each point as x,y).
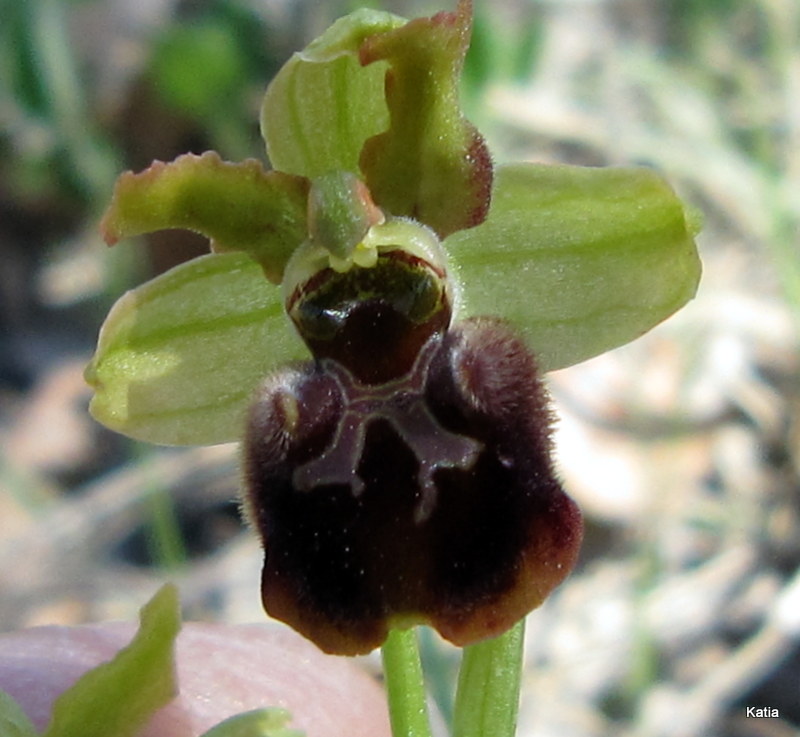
243,317 -> 582,655
100,151 -> 309,284
358,0 -> 493,238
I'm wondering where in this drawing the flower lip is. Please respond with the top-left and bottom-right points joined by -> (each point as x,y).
244,316 -> 584,655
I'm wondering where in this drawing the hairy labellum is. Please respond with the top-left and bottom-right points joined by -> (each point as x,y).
243,239 -> 582,654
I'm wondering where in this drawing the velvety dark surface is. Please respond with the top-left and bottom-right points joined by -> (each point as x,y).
244,316 -> 582,655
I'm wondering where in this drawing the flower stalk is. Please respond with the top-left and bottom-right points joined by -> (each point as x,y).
452,620 -> 525,737
382,629 -> 434,737
381,618 -> 525,737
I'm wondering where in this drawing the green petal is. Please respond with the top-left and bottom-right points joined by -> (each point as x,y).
0,690 -> 38,737
445,163 -> 701,371
260,9 -> 406,179
43,584 -> 180,737
198,709 -> 304,737
100,151 -> 309,283
359,0 -> 492,238
85,252 -> 307,446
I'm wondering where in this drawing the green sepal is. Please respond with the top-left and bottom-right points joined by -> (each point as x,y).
100,151 -> 309,283
260,9 -> 406,179
359,0 -> 492,238
42,584 -> 180,737
445,162 -> 702,371
0,690 -> 38,737
198,708 -> 304,737
84,252 -> 307,446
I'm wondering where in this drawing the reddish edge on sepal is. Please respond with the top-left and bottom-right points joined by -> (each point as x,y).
100,151 -> 309,283
358,0 -> 493,239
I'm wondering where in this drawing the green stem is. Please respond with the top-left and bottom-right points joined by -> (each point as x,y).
452,619 -> 525,737
381,628 -> 434,737
146,488 -> 188,571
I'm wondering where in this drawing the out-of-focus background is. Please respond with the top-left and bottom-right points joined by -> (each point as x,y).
1,0 -> 798,735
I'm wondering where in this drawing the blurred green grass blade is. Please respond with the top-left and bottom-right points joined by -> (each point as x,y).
43,584 -> 181,737
2,0 -> 46,113
0,690 -> 38,737
446,163 -> 702,371
149,22 -> 248,119
199,708 -> 304,737
146,486 -> 188,572
31,0 -> 117,197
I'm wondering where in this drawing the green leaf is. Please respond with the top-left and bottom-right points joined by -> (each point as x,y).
445,163 -> 702,371
359,0 -> 493,238
85,252 -> 307,446
198,708 -> 304,737
101,151 -> 309,283
260,9 -> 406,179
43,584 -> 180,737
0,690 -> 38,737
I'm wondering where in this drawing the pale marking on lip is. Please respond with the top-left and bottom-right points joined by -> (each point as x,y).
292,335 -> 482,523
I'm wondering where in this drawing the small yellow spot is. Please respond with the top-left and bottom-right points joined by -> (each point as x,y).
352,242 -> 379,268
328,240 -> 379,272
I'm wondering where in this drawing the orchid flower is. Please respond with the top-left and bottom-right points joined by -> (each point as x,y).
83,1 -> 700,734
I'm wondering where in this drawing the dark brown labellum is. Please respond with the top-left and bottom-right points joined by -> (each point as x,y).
286,249 -> 451,384
243,316 -> 583,655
